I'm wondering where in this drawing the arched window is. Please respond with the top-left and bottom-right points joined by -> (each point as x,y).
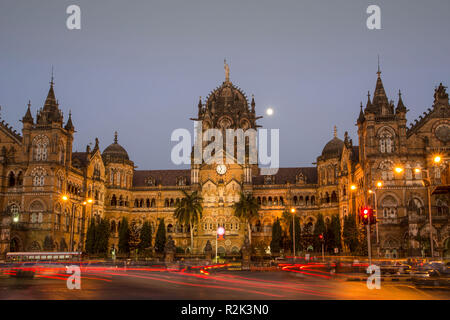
31,167 -> 46,186
111,194 -> 117,206
407,198 -> 424,216
436,199 -> 449,216
331,191 -> 338,203
33,135 -> 49,161
8,172 -> 15,187
10,204 -> 19,222
311,196 -> 316,206
59,143 -> 65,164
379,129 -> 394,153
167,224 -> 173,233
151,198 -> 156,207
381,195 -> 398,219
16,171 -> 23,186
29,200 -> 44,224
54,203 -> 61,231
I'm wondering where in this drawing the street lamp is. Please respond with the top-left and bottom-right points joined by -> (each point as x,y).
414,167 -> 435,258
394,167 -> 404,174
350,184 -> 357,191
216,226 -> 225,263
290,208 -> 296,260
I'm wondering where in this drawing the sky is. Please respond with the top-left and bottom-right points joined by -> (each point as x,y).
0,0 -> 449,170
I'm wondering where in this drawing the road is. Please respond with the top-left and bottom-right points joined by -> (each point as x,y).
0,267 -> 449,300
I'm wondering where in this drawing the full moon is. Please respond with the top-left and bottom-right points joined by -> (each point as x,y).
266,108 -> 274,116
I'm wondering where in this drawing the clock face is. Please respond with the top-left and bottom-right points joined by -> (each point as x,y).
216,164 -> 227,175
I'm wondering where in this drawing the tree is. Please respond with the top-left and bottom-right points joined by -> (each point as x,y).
313,213 -> 326,251
155,218 -> 166,253
139,221 -> 152,251
331,214 -> 342,251
343,214 -> 359,253
173,190 -> 203,252
118,217 -> 130,254
129,220 -> 141,252
233,192 -> 260,244
95,218 -> 110,255
288,215 -> 301,253
270,218 -> 282,254
85,219 -> 96,254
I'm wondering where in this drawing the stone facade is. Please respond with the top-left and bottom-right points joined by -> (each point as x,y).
0,67 -> 448,258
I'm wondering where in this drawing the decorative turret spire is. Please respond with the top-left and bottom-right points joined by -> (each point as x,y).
64,110 -> 74,131
372,57 -> 389,112
22,100 -> 34,124
333,125 -> 337,138
396,90 -> 407,113
114,131 -> 118,144
357,102 -> 365,123
37,68 -> 63,125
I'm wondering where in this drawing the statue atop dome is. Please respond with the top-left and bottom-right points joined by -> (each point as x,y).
224,58 -> 230,82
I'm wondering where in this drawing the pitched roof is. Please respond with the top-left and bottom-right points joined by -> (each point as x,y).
133,169 -> 191,187
72,152 -> 89,168
253,167 -> 317,185
351,146 -> 359,164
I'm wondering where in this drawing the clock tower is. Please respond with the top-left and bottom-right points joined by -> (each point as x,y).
190,61 -> 261,253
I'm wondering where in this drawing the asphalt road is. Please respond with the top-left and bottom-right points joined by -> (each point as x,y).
0,268 -> 449,300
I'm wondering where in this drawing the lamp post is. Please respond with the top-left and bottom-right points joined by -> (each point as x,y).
394,154 -> 443,259
216,226 -> 225,264
290,208 -> 296,260
416,168 -> 435,259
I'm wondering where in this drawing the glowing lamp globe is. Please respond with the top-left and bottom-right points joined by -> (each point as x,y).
217,227 -> 225,236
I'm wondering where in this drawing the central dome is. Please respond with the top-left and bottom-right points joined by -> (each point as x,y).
102,132 -> 130,162
321,127 -> 344,159
205,81 -> 249,113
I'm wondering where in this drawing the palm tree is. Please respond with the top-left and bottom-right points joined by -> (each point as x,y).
233,192 -> 260,245
173,190 -> 203,253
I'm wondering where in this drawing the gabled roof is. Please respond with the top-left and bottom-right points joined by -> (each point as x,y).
0,119 -> 22,144
72,152 -> 89,169
253,167 -> 317,185
133,169 -> 191,187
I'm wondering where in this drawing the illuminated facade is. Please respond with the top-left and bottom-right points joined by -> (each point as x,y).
0,67 -> 448,258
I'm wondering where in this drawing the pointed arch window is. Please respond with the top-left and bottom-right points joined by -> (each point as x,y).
31,167 -> 46,186
33,135 -> 49,161
379,129 -> 394,154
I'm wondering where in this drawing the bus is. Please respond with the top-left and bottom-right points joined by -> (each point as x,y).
6,252 -> 83,263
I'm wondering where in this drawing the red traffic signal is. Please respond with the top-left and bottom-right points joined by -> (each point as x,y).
360,206 -> 375,225
319,233 -> 324,241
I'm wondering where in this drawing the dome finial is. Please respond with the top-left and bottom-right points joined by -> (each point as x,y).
114,131 -> 118,144
334,125 -> 337,138
377,54 -> 381,78
224,58 -> 230,82
50,65 -> 54,87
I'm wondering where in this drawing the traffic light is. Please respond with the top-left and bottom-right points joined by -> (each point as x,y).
319,233 -> 324,242
360,206 -> 374,225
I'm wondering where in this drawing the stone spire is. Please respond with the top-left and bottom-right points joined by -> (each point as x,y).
396,90 -> 407,113
64,110 -> 74,131
36,69 -> 63,125
333,125 -> 337,138
114,131 -> 118,144
357,102 -> 365,123
22,100 -> 34,124
372,59 -> 389,112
